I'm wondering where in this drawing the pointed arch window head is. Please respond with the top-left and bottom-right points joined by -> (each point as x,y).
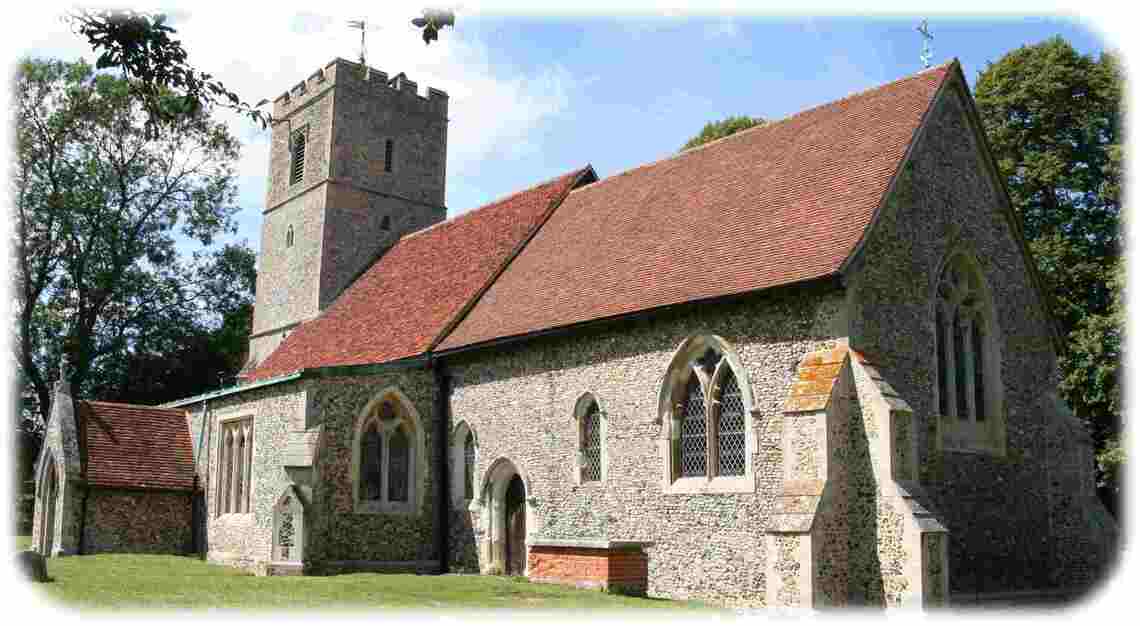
573,394 -> 608,484
934,252 -> 1006,454
285,225 -> 295,248
662,335 -> 755,491
463,431 -> 476,499
353,392 -> 423,514
217,417 -> 254,516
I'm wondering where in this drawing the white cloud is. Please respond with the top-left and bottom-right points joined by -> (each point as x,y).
10,1 -> 584,246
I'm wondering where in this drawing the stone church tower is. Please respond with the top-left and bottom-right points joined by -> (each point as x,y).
246,58 -> 449,369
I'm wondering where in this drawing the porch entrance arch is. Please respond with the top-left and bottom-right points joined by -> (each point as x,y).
480,457 -> 532,576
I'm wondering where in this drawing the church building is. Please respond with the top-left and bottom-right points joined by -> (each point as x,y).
33,57 -> 1118,608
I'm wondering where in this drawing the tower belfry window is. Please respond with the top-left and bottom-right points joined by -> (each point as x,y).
290,127 -> 307,186
384,139 -> 394,172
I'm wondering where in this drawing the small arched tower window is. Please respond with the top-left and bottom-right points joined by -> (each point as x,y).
934,252 -> 1005,453
381,215 -> 391,231
289,126 -> 307,186
384,139 -> 394,172
285,225 -> 295,248
660,335 -> 756,491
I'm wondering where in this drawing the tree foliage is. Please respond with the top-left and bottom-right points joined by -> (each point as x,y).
12,58 -> 253,430
681,115 -> 766,151
974,36 -> 1124,501
66,9 -> 270,137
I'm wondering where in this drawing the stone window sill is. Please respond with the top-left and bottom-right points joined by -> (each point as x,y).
664,475 -> 754,495
216,512 -> 254,520
354,500 -> 415,516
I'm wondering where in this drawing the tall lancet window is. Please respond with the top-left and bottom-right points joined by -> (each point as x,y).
935,253 -> 1004,453
217,417 -> 254,515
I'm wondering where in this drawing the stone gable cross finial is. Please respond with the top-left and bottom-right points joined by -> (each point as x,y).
917,19 -> 934,69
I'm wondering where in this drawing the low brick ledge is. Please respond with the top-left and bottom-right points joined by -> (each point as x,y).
527,540 -> 651,596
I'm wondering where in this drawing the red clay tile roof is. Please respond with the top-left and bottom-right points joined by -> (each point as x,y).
78,401 -> 196,491
438,64 -> 952,350
247,167 -> 593,380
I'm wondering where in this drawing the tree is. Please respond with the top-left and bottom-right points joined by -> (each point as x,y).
67,9 -> 269,138
13,57 -> 249,428
974,36 -> 1124,504
681,115 -> 766,151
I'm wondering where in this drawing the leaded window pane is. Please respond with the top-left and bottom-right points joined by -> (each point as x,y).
972,321 -> 986,421
388,426 -> 409,502
954,310 -> 968,420
716,373 -> 747,476
221,431 -> 233,514
936,306 -> 949,417
463,432 -> 475,500
234,431 -> 245,511
679,374 -> 707,477
581,402 -> 602,482
362,423 -> 383,501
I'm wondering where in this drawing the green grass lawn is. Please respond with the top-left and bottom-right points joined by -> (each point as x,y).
17,543 -> 713,611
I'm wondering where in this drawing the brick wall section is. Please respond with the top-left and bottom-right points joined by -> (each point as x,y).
82,489 -> 193,554
528,546 -> 649,593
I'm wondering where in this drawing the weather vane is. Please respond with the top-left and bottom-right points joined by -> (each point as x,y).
347,18 -> 382,79
917,19 -> 934,68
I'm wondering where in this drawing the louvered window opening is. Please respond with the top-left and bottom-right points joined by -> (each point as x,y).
384,139 -> 394,172
679,375 -> 707,477
716,374 -> 747,476
463,432 -> 475,500
581,403 -> 602,482
290,129 -> 306,185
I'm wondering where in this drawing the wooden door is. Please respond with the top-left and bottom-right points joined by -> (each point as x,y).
505,475 -> 527,575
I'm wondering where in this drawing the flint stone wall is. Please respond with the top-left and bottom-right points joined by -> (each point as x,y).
446,286 -> 846,605
845,79 -> 1118,595
187,369 -> 443,574
82,489 -> 194,554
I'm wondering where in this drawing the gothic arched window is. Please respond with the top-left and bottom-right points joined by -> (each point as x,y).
352,390 -> 424,514
579,398 -> 603,482
660,336 -> 756,491
934,253 -> 1005,453
216,417 -> 254,515
464,431 -> 476,499
285,225 -> 295,248
451,421 -> 478,505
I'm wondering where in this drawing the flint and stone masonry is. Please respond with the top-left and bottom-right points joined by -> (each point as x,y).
33,60 -> 1117,609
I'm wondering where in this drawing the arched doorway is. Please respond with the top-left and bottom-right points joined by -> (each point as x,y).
480,458 -> 531,576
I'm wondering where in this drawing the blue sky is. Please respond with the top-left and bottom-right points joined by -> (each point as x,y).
5,3 -> 1117,256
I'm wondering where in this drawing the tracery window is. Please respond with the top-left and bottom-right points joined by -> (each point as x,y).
661,336 -> 755,490
934,253 -> 1005,453
353,392 -> 421,513
217,417 -> 254,515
